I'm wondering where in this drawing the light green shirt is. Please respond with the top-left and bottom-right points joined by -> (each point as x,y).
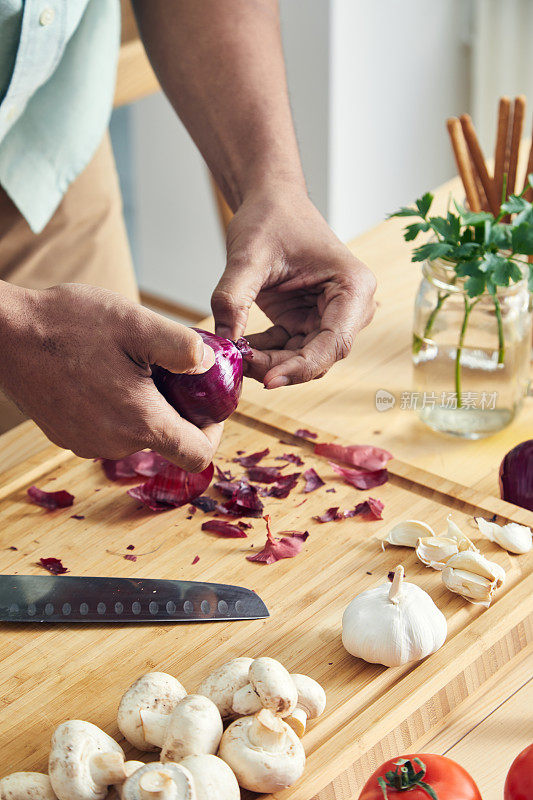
0,0 -> 120,233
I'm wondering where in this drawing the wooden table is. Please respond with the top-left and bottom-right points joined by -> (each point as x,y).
0,171 -> 531,797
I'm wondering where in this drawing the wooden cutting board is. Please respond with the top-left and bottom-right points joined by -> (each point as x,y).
0,401 -> 532,800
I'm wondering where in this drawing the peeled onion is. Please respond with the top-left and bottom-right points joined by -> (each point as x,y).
500,440 -> 533,511
153,329 -> 251,427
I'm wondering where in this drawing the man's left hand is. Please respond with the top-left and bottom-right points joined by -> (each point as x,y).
212,184 -> 377,388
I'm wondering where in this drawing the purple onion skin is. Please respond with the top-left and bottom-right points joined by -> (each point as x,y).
500,440 -> 533,512
152,329 -> 245,427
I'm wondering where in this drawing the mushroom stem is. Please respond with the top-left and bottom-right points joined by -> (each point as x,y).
248,709 -> 287,752
388,565 -> 405,605
285,707 -> 308,737
139,771 -> 178,800
116,762 -> 145,800
139,709 -> 168,748
90,751 -> 127,786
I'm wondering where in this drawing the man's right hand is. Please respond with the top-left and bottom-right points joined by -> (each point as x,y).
0,283 -> 221,471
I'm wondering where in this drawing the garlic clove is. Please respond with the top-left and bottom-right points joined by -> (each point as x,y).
384,520 -> 436,548
475,517 -> 532,555
444,550 -> 505,586
416,536 -> 459,570
442,566 -> 496,607
446,516 -> 478,552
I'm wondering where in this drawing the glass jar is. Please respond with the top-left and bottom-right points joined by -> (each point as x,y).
412,257 -> 532,438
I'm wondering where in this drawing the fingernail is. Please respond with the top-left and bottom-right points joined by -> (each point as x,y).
265,376 -> 290,389
215,325 -> 233,340
201,344 -> 215,371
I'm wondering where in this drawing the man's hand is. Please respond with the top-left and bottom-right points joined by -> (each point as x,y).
0,283 -> 221,470
212,185 -> 377,388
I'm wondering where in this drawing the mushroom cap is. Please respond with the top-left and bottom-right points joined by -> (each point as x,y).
49,720 -> 124,800
0,772 -> 57,800
179,755 -> 240,800
118,672 -> 187,751
160,695 -> 223,763
242,657 -> 298,718
290,674 -> 326,718
218,711 -> 306,793
196,657 -> 253,718
120,763 -> 194,800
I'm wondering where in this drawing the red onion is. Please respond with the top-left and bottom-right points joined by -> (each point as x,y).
153,329 -> 251,427
500,440 -> 533,511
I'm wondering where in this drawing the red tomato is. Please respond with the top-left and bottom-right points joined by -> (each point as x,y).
505,744 -> 533,800
358,754 -> 482,800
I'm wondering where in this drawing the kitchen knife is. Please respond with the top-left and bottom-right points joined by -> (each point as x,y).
0,575 -> 269,623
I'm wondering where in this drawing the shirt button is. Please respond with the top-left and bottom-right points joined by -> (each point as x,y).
39,7 -> 55,26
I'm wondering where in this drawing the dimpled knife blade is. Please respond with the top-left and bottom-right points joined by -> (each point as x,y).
0,575 -> 269,623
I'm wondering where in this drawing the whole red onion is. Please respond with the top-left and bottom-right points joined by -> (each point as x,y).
153,329 -> 251,427
499,440 -> 533,511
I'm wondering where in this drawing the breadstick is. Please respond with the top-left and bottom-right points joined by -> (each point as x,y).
460,114 -> 499,215
507,95 -> 526,197
522,115 -> 533,201
446,117 -> 481,212
494,97 -> 511,207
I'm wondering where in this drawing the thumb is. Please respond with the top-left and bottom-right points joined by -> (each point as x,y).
211,267 -> 258,340
134,308 -> 215,375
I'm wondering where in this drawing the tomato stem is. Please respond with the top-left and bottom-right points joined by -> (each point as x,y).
377,759 -> 438,800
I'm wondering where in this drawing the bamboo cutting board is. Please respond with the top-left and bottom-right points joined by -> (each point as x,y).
0,401 -> 531,800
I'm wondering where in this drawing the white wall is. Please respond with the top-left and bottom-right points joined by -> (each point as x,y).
114,0 -> 472,312
328,0 -> 471,242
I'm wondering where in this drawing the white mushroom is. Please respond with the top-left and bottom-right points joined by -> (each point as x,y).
196,657 -> 253,719
284,674 -> 326,737
118,673 -> 187,751
219,708 -> 305,793
475,517 -> 532,554
116,762 -> 145,800
0,773 -> 57,799
140,695 -> 222,763
179,755 -> 240,800
49,720 -> 126,800
232,657 -> 298,718
120,763 -> 195,800
383,520 -> 436,548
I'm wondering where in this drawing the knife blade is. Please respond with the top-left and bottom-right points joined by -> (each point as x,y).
0,575 -> 269,623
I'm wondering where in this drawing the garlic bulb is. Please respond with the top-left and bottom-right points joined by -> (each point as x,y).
384,520 -> 436,548
416,537 -> 459,570
475,517 -> 532,555
442,551 -> 505,607
342,565 -> 447,667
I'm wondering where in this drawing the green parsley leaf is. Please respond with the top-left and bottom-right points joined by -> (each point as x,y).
454,202 -> 493,226
465,274 -> 487,297
511,222 -> 533,255
387,206 -> 423,219
492,259 -> 523,286
412,242 -> 453,262
404,221 -> 429,241
501,195 -> 529,215
416,192 -> 433,219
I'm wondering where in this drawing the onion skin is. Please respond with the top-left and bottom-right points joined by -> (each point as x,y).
500,440 -> 533,512
153,329 -> 247,427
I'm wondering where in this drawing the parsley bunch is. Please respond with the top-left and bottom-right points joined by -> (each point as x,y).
389,181 -> 533,407
390,185 -> 533,295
